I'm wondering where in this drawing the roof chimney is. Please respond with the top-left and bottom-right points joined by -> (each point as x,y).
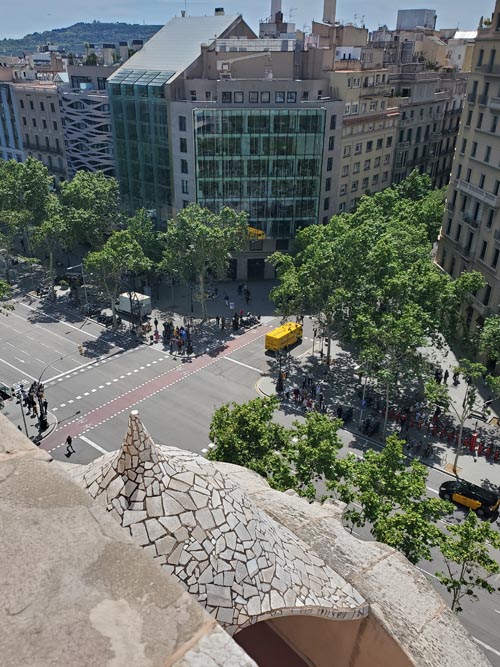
215,7 -> 225,15
323,0 -> 336,24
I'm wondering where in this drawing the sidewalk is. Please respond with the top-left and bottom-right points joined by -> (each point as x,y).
1,397 -> 57,445
256,348 -> 500,490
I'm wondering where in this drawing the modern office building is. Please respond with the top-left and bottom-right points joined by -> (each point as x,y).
108,8 -> 344,278
437,1 -> 500,326
58,65 -> 117,177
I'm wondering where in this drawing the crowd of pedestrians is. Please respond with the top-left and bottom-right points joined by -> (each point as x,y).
15,381 -> 47,421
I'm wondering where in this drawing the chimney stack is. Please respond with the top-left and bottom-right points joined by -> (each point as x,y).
322,0 -> 336,24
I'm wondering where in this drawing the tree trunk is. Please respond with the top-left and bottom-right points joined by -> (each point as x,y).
452,419 -> 465,476
383,381 -> 390,435
199,271 -> 206,320
48,248 -> 55,301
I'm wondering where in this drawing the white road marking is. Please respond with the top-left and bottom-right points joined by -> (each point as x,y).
79,434 -> 108,455
427,487 -> 439,494
494,609 -> 500,615
473,638 -> 500,658
224,357 -> 263,374
83,392 -> 90,396
5,342 -> 15,348
0,357 -> 36,381
15,301 -> 100,338
14,357 -> 25,363
60,403 -> 66,408
76,396 -> 82,400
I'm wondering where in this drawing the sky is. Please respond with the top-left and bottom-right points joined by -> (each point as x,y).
0,0 -> 495,40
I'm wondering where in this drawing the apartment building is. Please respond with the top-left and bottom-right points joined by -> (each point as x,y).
11,82 -> 67,180
389,66 -> 467,187
0,83 -> 24,162
436,0 -> 500,326
108,8 -> 344,278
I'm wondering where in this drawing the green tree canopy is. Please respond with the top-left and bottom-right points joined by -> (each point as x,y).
330,435 -> 451,564
436,511 -> 500,612
162,204 -> 248,318
0,157 -> 52,225
480,315 -> 500,368
32,194 -> 68,299
207,396 -> 345,500
85,230 -> 151,327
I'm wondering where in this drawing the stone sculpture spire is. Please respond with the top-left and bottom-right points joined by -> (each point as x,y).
116,409 -> 161,476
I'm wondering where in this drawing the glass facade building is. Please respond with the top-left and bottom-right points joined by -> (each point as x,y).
108,70 -> 174,216
194,108 -> 326,238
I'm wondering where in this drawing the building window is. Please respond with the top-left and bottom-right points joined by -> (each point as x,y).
374,156 -> 381,168
181,159 -> 188,174
343,145 -> 351,157
483,284 -> 492,305
466,110 -> 472,126
22,116 -> 26,126
362,177 -> 369,188
340,184 -> 347,195
446,218 -> 453,235
250,240 -> 263,251
19,100 -> 24,109
460,138 -> 467,154
382,171 -> 388,182
287,91 -> 297,103
275,91 -> 285,103
353,162 -> 360,173
190,90 -> 197,101
491,115 -> 498,133
261,91 -> 270,103
376,138 -> 383,150
477,49 -> 484,67
327,157 -> 333,171
328,136 -> 335,150
205,91 -> 212,101
386,136 -> 393,147
485,146 -> 491,163
325,177 -> 331,191
477,113 -> 483,129
366,140 -> 373,152
487,209 -> 494,228
372,174 -> 379,185
492,248 -> 500,269
234,91 -> 244,103
302,91 -> 309,101
455,224 -> 462,242
29,100 -> 34,110
52,120 -> 57,131
479,173 -> 485,188
330,115 -> 336,130
222,91 -> 232,103
471,141 -> 478,157
466,168 -> 472,182
249,91 -> 258,103
339,202 -> 346,212
351,181 -> 358,192
384,154 -> 391,164
354,143 -> 362,155
183,200 -> 189,208
342,165 -> 349,177
40,101 -> 45,112
32,118 -> 37,128
364,159 -> 371,171
480,240 -> 487,260
180,138 -> 187,153
42,119 -> 47,129
181,180 -> 189,194
179,116 -> 187,131
324,197 -> 330,210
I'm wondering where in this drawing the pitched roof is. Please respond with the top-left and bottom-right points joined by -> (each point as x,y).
109,14 -> 242,82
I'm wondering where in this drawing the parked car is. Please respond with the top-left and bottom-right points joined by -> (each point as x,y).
439,480 -> 500,517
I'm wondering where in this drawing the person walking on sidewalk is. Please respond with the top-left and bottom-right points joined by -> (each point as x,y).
215,315 -> 220,327
443,369 -> 449,384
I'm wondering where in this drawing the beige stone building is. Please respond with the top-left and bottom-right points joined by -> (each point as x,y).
437,0 -> 500,326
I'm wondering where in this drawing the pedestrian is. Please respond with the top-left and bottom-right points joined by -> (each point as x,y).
443,369 -> 449,384
154,317 -> 158,330
42,399 -> 48,414
224,294 -> 229,307
336,404 -> 343,419
221,316 -> 225,330
318,392 -> 324,408
245,291 -> 251,305
169,339 -> 174,354
453,370 -> 459,385
215,315 -> 220,327
65,435 -> 75,458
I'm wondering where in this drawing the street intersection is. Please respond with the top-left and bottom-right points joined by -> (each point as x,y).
1,291 -> 500,663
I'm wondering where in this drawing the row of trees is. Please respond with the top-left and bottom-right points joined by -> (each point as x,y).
0,159 -> 248,322
208,396 -> 500,613
270,172 -> 500,441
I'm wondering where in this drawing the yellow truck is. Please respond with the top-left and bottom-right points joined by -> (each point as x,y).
265,322 -> 303,352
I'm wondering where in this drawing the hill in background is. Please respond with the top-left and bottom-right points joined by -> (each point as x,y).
0,21 -> 163,56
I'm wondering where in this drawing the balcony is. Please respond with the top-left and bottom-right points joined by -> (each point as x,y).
488,96 -> 500,111
456,179 -> 499,208
359,84 -> 390,97
478,94 -> 489,106
478,63 -> 500,76
495,229 -> 500,241
463,212 -> 480,228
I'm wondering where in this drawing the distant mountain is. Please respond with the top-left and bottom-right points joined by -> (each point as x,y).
0,21 -> 163,56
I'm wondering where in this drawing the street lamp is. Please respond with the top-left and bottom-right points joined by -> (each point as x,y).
67,263 -> 88,308
276,350 -> 286,393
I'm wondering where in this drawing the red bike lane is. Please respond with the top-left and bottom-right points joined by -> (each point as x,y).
41,325 -> 268,452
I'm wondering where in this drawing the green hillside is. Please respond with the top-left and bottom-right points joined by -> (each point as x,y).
0,21 -> 162,56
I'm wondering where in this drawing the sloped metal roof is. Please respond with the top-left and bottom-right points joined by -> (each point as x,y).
109,14 -> 241,82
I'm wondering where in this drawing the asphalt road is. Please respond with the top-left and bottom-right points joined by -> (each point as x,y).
1,298 -> 499,664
